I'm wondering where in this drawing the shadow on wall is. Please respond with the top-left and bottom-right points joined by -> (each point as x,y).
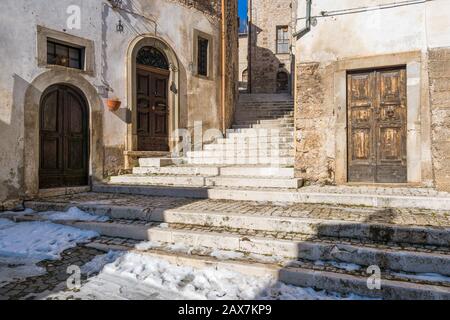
0,74 -> 39,209
249,22 -> 291,94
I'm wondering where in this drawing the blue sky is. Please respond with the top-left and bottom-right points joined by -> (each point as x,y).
238,0 -> 247,19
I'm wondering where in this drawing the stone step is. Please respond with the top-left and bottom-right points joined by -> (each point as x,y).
129,249 -> 450,300
132,165 -> 295,178
110,174 -> 206,187
109,174 -> 301,189
232,124 -> 294,130
186,149 -> 294,158
25,194 -> 450,248
81,236 -> 450,300
186,156 -> 295,166
234,119 -> 294,125
56,219 -> 450,278
226,132 -> 294,140
207,176 -> 303,189
133,166 -> 220,176
91,184 -> 450,211
138,158 -> 173,168
216,136 -> 294,144
203,143 -> 294,151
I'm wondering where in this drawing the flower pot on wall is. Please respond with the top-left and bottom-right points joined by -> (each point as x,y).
106,98 -> 121,112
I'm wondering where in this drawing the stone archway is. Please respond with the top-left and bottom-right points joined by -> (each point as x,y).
126,35 -> 180,154
23,69 -> 103,197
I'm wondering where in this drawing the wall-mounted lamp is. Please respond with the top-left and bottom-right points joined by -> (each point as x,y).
108,0 -> 123,9
116,19 -> 124,33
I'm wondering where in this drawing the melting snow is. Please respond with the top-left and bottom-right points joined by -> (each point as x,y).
44,252 -> 373,300
0,217 -> 98,287
40,207 -> 109,222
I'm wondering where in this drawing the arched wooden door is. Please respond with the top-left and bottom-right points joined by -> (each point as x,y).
136,46 -> 170,151
39,84 -> 89,189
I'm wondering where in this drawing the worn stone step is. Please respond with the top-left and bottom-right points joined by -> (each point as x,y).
206,176 -> 303,189
216,136 -> 294,144
132,166 -> 219,176
232,124 -> 294,130
56,219 -> 450,278
234,120 -> 294,126
187,156 -> 295,166
138,158 -> 173,168
91,184 -> 450,211
109,174 -> 301,189
186,149 -> 294,158
25,195 -> 450,247
83,236 -> 450,300
109,174 -> 206,187
138,250 -> 450,300
203,142 -> 294,151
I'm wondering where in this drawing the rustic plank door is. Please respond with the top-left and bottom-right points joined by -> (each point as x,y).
136,66 -> 169,151
39,85 -> 89,188
347,67 -> 407,183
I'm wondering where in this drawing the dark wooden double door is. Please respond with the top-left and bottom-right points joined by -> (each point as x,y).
348,67 -> 407,183
39,85 -> 89,189
137,66 -> 169,151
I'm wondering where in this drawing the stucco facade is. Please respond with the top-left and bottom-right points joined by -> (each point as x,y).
0,0 -> 238,209
294,0 -> 450,191
247,0 -> 295,94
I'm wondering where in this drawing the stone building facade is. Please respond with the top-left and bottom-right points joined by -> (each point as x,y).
238,32 -> 248,90
0,0 -> 238,209
294,0 -> 450,191
247,0 -> 296,94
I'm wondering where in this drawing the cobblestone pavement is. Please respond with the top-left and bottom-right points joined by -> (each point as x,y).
0,246 -> 104,300
29,192 -> 450,227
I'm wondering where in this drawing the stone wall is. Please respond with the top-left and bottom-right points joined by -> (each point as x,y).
295,62 -> 335,184
248,0 -> 293,94
429,48 -> 450,192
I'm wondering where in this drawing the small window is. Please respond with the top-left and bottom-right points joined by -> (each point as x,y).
276,26 -> 290,54
197,37 -> 209,77
47,40 -> 84,70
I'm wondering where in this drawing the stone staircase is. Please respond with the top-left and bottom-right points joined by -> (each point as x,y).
106,94 -> 301,190
23,193 -> 450,300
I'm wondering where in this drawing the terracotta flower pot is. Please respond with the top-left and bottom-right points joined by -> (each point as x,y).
106,99 -> 121,111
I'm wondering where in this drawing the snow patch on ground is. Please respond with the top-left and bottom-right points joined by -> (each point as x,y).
44,252 -> 373,300
40,207 -> 109,222
0,218 -> 98,287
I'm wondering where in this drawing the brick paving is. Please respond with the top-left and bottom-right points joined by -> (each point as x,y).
29,192 -> 450,228
0,246 -> 104,300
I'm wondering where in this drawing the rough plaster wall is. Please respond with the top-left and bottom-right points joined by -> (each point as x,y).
249,0 -> 292,93
295,63 -> 335,184
429,48 -> 450,192
0,0 -> 223,206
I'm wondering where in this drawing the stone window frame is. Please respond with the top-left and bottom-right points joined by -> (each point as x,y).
334,51 -> 433,186
37,25 -> 95,75
193,29 -> 214,80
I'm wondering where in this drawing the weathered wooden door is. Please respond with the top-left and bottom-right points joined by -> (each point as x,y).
136,66 -> 169,151
347,67 -> 407,183
39,85 -> 89,188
